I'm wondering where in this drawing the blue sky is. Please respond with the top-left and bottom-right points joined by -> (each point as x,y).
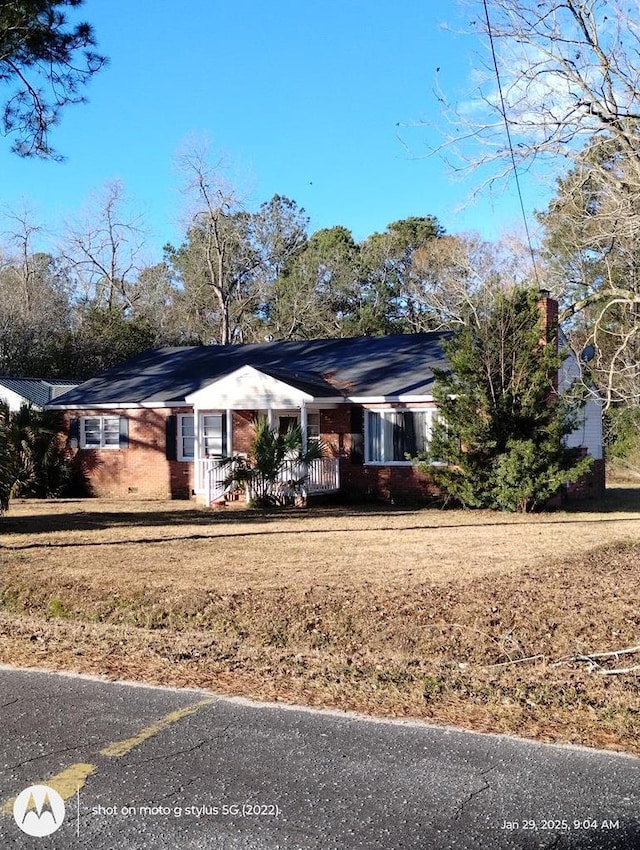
0,0 -> 550,257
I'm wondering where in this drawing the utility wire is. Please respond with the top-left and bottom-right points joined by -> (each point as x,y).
482,0 -> 541,286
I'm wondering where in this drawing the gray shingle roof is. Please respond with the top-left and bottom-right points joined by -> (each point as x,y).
0,378 -> 78,407
49,332 -> 453,407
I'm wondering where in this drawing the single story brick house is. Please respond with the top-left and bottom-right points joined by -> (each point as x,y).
48,298 -> 604,504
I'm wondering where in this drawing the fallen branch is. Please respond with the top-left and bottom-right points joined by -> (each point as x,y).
598,665 -> 640,676
482,654 -> 546,669
552,644 -> 640,676
574,644 -> 640,660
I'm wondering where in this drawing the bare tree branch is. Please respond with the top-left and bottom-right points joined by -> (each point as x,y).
62,181 -> 148,313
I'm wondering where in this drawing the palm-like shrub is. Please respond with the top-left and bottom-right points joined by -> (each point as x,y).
0,401 -> 19,514
0,402 -> 73,514
220,417 -> 326,507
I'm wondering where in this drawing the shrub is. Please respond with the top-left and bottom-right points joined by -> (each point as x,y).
0,402 -> 74,514
220,417 -> 327,508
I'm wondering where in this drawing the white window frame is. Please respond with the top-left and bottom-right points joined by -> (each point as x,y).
364,408 -> 436,466
177,414 -> 195,461
307,410 -> 321,444
80,416 -> 121,450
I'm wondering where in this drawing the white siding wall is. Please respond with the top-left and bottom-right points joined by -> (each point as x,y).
0,386 -> 30,412
565,398 -> 604,460
559,352 -> 604,460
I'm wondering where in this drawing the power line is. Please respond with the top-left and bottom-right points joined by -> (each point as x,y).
482,0 -> 541,286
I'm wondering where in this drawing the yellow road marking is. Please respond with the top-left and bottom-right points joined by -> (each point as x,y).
1,698 -> 214,816
2,763 -> 97,815
100,698 -> 215,758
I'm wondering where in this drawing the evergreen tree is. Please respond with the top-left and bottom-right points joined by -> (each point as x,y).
0,0 -> 106,157
417,287 -> 592,512
0,401 -> 17,513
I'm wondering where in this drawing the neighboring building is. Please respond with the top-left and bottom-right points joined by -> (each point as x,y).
559,331 -> 605,497
47,299 -> 605,504
0,378 -> 79,412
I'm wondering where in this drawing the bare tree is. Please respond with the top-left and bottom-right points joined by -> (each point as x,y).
539,136 -> 640,407
0,205 -> 72,373
437,0 -> 640,182
171,144 -> 262,345
433,0 -> 640,403
405,232 -> 536,330
0,206 -> 44,318
62,180 -> 147,313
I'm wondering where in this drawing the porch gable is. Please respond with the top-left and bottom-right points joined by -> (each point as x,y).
184,365 -> 329,410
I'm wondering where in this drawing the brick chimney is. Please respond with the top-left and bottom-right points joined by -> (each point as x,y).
538,290 -> 559,394
538,290 -> 559,353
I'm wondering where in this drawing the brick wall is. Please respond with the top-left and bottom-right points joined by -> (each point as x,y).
319,406 -> 351,458
320,404 -> 440,503
68,408 -> 193,500
565,455 -> 606,500
339,462 -> 439,503
231,411 -> 258,454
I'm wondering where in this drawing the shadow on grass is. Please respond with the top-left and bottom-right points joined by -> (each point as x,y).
563,486 -> 640,514
2,492 -> 640,552
0,487 -> 639,544
0,501 -> 424,537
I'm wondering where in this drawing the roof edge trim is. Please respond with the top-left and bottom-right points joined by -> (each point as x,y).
46,402 -> 179,410
347,395 -> 436,403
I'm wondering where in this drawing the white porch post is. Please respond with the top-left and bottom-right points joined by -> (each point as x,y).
300,403 -> 308,453
267,408 -> 275,428
194,405 -> 202,492
226,409 -> 233,455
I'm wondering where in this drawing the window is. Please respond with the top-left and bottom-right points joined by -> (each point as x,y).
178,414 -> 195,461
365,410 -> 434,464
277,411 -> 320,444
278,415 -> 299,435
307,411 -> 320,443
176,414 -> 225,460
81,416 -> 121,449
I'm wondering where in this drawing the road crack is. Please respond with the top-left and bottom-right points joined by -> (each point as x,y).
452,765 -> 498,822
127,738 -> 211,765
5,743 -> 91,771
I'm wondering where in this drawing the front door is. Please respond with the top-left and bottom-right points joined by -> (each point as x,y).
278,414 -> 299,435
202,413 -> 225,457
195,412 -> 227,496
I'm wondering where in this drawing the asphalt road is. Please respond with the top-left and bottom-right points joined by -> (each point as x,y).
0,667 -> 637,849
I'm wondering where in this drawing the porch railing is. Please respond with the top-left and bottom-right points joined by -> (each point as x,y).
296,457 -> 340,493
207,458 -> 235,504
202,456 -> 340,505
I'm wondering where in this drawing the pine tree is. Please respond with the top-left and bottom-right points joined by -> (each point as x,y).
0,0 -> 106,158
418,287 -> 592,512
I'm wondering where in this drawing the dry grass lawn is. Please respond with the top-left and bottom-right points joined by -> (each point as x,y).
1,489 -> 639,756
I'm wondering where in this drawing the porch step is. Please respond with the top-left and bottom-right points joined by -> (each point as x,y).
192,490 -> 244,508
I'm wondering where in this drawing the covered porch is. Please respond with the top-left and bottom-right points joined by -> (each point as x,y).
184,365 -> 343,505
200,455 -> 340,505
